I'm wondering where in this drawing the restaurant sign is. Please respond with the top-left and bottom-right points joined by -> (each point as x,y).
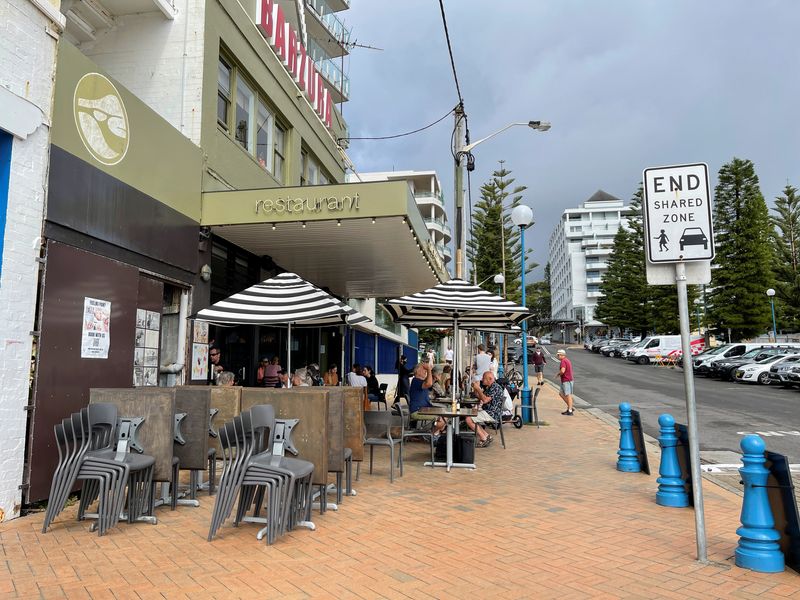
256,0 -> 332,129
255,193 -> 360,216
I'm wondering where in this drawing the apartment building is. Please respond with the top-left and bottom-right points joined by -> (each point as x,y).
548,190 -> 627,342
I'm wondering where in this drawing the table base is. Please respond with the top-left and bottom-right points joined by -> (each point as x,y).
424,461 -> 476,472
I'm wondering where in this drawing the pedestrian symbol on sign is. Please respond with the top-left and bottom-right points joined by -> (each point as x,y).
655,230 -> 669,252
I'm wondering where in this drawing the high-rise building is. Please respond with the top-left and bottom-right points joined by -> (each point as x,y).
548,190 -> 627,342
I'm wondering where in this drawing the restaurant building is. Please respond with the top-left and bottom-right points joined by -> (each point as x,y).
2,0 -> 446,511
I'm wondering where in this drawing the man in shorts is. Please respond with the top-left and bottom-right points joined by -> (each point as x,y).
531,343 -> 547,386
557,349 -> 574,416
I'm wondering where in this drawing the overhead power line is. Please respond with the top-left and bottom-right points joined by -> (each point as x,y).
338,107 -> 454,143
437,0 -> 464,105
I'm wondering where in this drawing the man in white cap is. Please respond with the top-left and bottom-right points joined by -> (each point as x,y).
556,349 -> 574,416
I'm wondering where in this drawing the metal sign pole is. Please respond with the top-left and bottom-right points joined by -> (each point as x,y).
675,261 -> 708,562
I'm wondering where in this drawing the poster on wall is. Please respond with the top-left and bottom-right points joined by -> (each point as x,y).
193,321 -> 208,344
191,343 -> 208,380
133,307 -> 161,386
81,297 -> 111,359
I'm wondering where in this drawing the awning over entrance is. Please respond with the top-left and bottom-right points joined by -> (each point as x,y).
202,180 -> 447,298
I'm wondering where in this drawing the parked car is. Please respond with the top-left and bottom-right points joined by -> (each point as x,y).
626,335 -> 704,365
767,355 -> 800,387
734,353 -> 800,385
692,343 -> 778,375
600,339 -> 632,356
712,347 -> 799,381
539,335 -> 551,345
607,341 -> 634,358
590,338 -> 612,353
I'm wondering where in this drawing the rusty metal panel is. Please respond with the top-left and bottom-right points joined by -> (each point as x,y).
208,386 -> 242,455
240,388 -> 328,486
342,388 -> 365,462
90,388 -> 176,482
27,241 -> 140,502
173,387 -> 211,471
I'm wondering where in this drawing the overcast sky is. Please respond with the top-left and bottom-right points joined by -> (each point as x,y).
341,0 -> 800,279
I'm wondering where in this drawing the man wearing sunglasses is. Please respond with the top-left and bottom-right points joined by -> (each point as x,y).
208,347 -> 224,385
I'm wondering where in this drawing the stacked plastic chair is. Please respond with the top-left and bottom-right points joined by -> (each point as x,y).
207,405 -> 315,544
42,403 -> 155,536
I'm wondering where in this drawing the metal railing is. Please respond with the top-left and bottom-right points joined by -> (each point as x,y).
306,37 -> 350,98
307,0 -> 352,45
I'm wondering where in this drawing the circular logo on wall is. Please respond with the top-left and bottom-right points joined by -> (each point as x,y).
73,73 -> 130,165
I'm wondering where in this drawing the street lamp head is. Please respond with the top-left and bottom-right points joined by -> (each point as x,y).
766,288 -> 776,297
528,120 -> 551,132
493,274 -> 505,285
511,204 -> 533,228
693,298 -> 701,306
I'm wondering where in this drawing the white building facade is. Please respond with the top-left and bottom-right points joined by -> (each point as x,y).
548,190 -> 627,342
0,0 -> 65,522
350,170 -> 452,270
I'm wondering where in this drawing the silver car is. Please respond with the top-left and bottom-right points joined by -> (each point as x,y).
769,355 -> 800,387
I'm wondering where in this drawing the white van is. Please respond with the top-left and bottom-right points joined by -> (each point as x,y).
626,335 -> 705,365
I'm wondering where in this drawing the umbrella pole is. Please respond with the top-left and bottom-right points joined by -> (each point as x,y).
287,323 -> 292,378
341,325 -> 346,387
452,317 -> 459,402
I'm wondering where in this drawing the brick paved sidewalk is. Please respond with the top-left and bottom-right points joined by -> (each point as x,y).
2,385 -> 799,599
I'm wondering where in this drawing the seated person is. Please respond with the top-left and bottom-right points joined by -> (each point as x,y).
408,363 -> 446,437
429,365 -> 447,399
363,365 -> 381,401
307,363 -> 323,386
292,367 -> 312,387
346,363 -> 367,387
466,371 -> 505,448
277,369 -> 290,388
260,356 -> 281,387
216,371 -> 235,387
323,364 -> 339,386
441,364 -> 453,397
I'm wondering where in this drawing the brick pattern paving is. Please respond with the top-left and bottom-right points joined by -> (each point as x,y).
2,385 -> 799,599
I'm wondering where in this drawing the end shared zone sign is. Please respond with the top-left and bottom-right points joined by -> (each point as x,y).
643,163 -> 714,264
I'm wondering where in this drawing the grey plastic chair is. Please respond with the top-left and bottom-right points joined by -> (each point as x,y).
396,401 -> 435,467
363,410 -> 403,483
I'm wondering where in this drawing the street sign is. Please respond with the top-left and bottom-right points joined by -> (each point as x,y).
643,163 -> 714,264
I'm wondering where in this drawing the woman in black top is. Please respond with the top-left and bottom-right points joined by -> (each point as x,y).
364,365 -> 380,401
395,355 -> 412,401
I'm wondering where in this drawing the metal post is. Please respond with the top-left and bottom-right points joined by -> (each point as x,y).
675,262 -> 708,562
453,105 -> 465,280
497,284 -> 505,378
769,298 -> 777,342
520,225 -> 531,423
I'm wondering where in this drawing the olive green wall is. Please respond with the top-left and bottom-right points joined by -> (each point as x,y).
202,0 -> 347,193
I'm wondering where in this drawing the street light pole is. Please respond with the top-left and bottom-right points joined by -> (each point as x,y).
453,117 -> 550,280
494,273 -> 505,377
512,205 -> 533,423
766,288 -> 777,342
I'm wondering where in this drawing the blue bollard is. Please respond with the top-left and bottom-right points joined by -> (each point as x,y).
735,435 -> 784,572
656,413 -> 689,507
617,402 -> 640,472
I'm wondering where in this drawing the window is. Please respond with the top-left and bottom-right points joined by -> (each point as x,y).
235,78 -> 254,151
256,100 -> 274,171
300,150 -> 308,186
273,123 -> 286,183
217,58 -> 231,130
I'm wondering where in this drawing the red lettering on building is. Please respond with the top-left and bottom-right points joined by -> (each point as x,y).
273,5 -> 286,61
295,41 -> 307,90
286,27 -> 297,74
323,89 -> 332,128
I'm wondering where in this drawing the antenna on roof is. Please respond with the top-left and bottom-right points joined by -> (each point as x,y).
340,38 -> 383,51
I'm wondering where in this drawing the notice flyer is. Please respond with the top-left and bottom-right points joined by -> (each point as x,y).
191,343 -> 208,380
81,297 -> 111,359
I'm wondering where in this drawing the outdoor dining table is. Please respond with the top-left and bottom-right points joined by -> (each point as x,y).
418,406 -> 478,472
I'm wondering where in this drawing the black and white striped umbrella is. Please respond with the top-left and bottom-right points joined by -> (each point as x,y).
193,272 -> 369,327
193,272 -> 369,378
384,279 -> 530,328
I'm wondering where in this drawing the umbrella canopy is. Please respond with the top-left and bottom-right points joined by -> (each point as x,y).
385,279 -> 530,401
193,272 -> 369,327
384,279 -> 531,328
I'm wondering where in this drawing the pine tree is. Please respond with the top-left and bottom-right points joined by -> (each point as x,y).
525,263 -> 552,333
467,166 -> 533,303
708,158 -> 775,340
771,184 -> 800,332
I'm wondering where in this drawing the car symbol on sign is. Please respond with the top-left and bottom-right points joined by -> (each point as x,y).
679,227 -> 708,251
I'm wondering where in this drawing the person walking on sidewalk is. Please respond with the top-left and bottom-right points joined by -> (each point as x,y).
556,349 -> 574,416
531,344 -> 546,386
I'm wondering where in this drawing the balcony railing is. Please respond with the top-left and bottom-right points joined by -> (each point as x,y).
415,190 -> 445,208
307,0 -> 352,45
306,37 -> 350,99
425,217 -> 452,237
